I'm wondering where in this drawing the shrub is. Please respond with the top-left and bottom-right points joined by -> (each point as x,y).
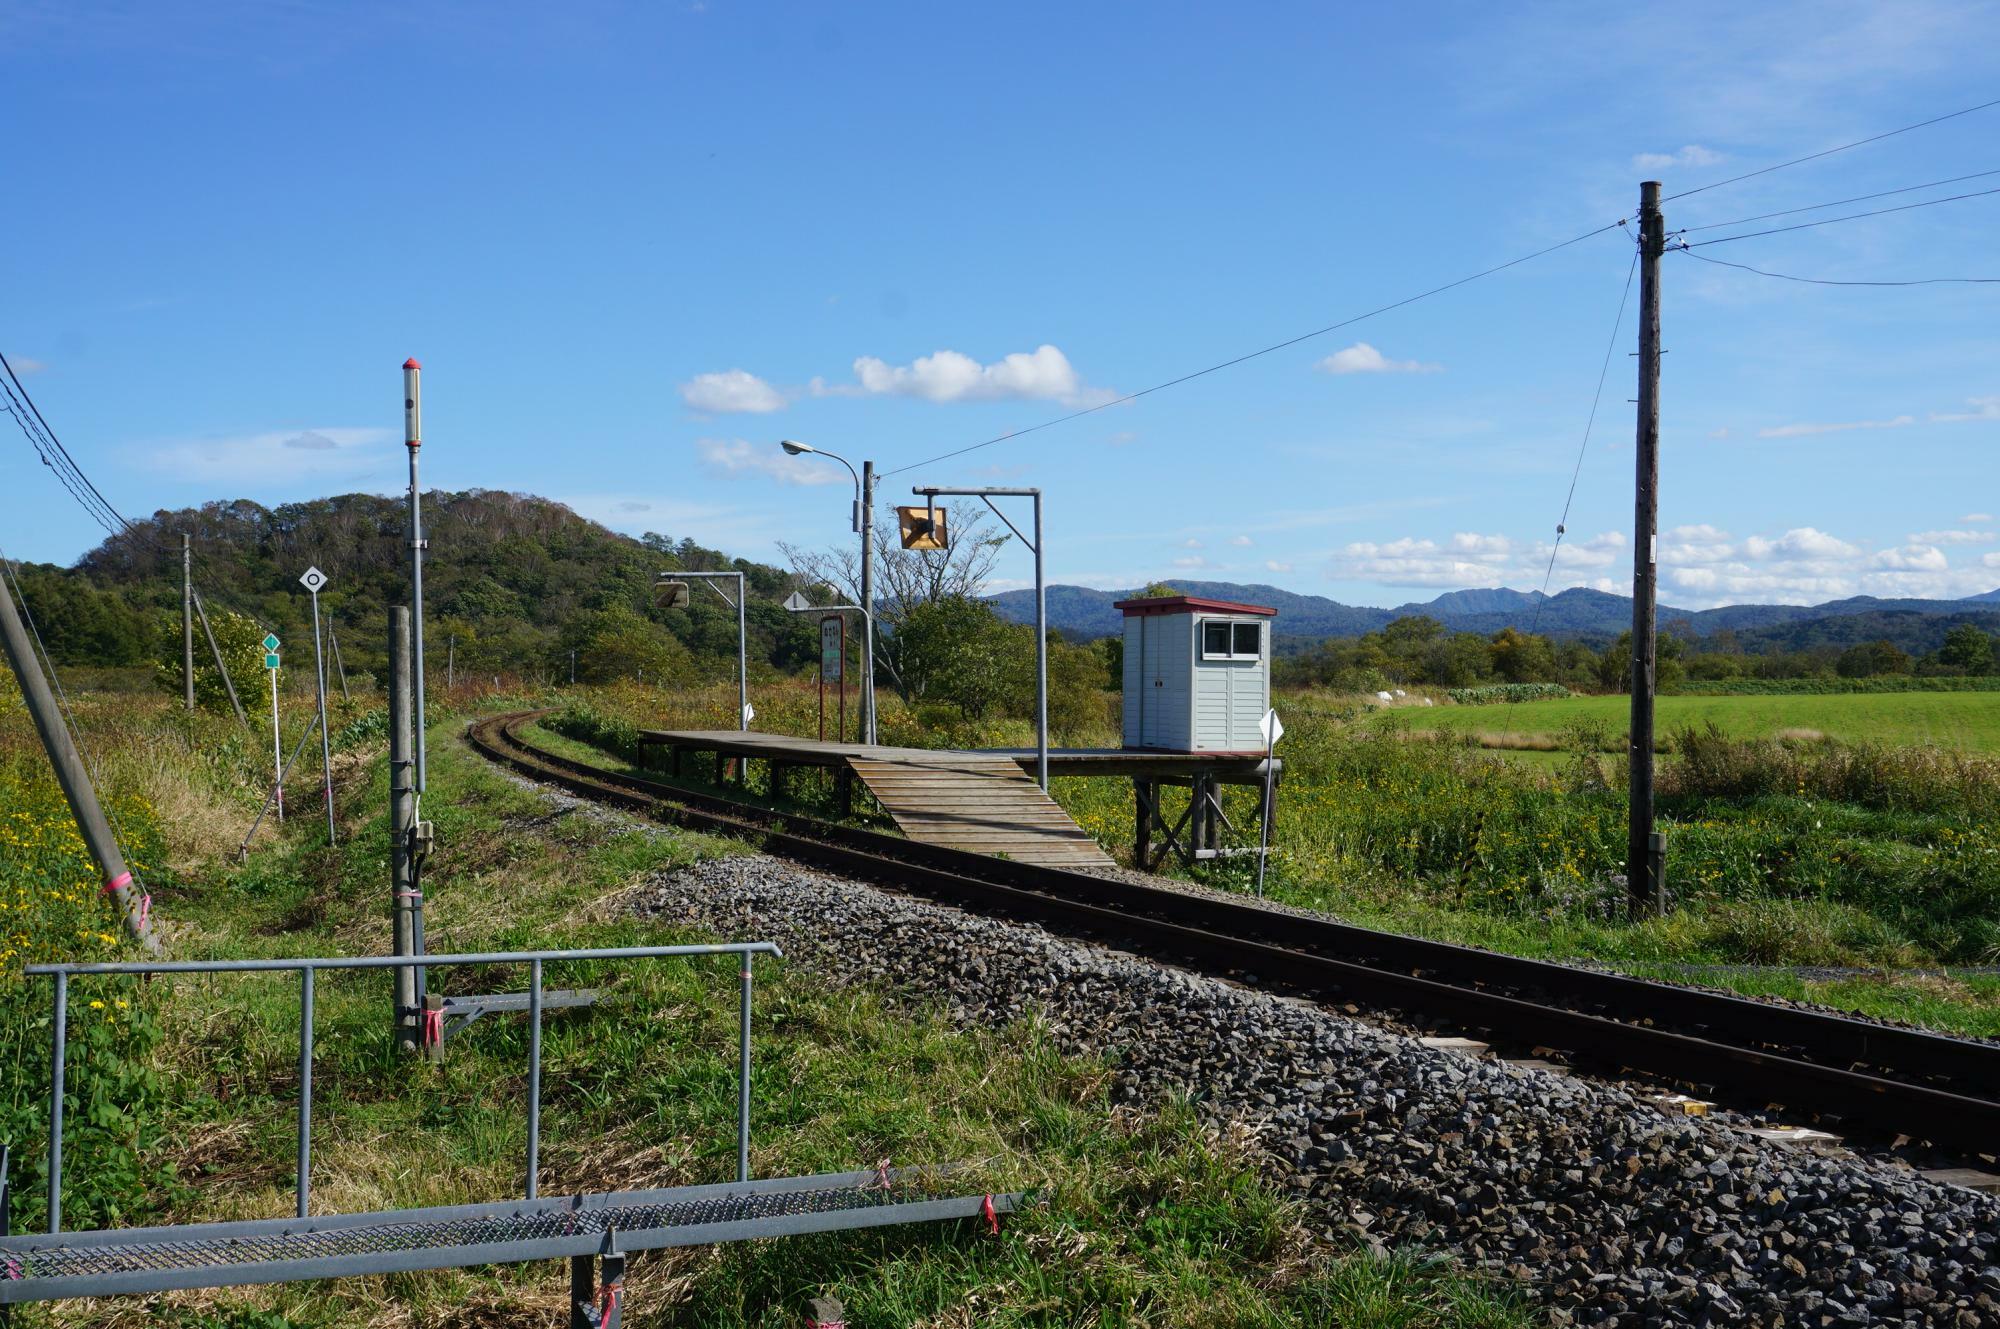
1445,683 -> 1571,706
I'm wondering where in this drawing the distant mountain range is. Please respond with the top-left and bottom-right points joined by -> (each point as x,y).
987,580 -> 2000,654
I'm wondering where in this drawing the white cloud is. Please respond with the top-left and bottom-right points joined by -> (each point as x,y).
680,369 -> 787,414
561,493 -> 772,550
1264,560 -> 1293,574
1172,555 -> 1208,569
136,426 -> 397,483
1870,543 -> 1948,572
1742,528 -> 1860,560
816,344 -> 1109,406
694,437 -> 843,486
1909,529 -> 1996,546
1662,524 -> 1735,564
1632,144 -> 1723,171
1316,342 -> 1440,376
1181,538 -> 1203,549
1107,430 -> 1139,446
1756,415 -> 1914,439
6,356 -> 46,375
1931,396 -> 2000,424
1230,535 -> 1253,547
1708,427 -> 1730,440
1448,532 -> 1511,555
1965,513 -> 1995,524
1985,552 -> 2000,569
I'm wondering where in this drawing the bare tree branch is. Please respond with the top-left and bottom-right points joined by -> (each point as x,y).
779,510 -> 1011,699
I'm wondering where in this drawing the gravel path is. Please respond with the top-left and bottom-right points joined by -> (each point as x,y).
631,854 -> 2000,1328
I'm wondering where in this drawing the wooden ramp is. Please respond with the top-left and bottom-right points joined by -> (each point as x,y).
847,752 -> 1114,869
637,730 -> 1114,869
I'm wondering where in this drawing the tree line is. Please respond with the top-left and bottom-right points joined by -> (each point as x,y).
1274,615 -> 2000,693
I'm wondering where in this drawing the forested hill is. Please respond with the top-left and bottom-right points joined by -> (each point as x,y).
10,490 -> 814,681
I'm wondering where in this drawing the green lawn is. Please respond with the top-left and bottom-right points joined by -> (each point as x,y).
1365,690 -> 2000,753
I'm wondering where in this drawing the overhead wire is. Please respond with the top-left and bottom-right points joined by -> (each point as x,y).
1531,246 -> 1640,637
1679,166 -> 2000,233
0,348 -> 151,544
1682,184 -> 2000,248
1661,96 -> 2000,201
1678,249 -> 2000,286
882,220 -> 1628,477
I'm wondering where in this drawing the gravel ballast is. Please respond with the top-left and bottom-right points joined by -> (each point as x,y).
631,854 -> 2000,1328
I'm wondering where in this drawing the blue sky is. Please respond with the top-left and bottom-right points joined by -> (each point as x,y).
5,0 -> 1998,609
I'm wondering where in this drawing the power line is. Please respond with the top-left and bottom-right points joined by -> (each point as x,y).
1532,248 -> 1639,636
0,349 -> 146,542
883,220 -> 1628,477
1679,166 -> 2000,232
1663,96 -> 2000,202
1683,184 -> 2000,248
1678,249 -> 2000,286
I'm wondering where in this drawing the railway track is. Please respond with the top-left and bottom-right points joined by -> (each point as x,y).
468,711 -> 2000,1157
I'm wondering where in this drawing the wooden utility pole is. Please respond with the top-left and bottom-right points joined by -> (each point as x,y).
1628,180 -> 1667,917
0,560 -> 158,951
181,534 -> 195,712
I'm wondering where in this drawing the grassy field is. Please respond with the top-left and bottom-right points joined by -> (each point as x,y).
1359,690 -> 2000,754
555,678 -> 2000,1037
0,680 -> 1528,1328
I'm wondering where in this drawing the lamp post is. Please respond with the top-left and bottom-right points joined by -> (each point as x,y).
908,486 -> 1047,790
656,570 -> 751,730
779,440 -> 876,744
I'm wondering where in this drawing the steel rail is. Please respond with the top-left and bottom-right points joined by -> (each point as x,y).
469,713 -> 2000,1153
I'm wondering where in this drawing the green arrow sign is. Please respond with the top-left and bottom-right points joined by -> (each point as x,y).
262,634 -> 280,651
265,653 -> 282,669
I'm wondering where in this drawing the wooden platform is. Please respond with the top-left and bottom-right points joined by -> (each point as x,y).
639,731 -> 1115,869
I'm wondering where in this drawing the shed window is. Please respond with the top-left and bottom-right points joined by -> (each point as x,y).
1201,620 -> 1262,660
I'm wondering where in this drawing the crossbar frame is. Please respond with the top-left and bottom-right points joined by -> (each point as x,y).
23,942 -> 779,1235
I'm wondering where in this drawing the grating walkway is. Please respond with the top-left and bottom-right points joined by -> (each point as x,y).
1,1173 -> 1019,1303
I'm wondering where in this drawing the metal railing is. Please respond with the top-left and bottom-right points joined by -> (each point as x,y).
23,942 -> 780,1235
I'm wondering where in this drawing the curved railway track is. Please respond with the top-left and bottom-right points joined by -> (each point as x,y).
469,711 -> 2000,1157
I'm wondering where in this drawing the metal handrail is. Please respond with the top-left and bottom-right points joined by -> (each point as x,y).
23,942 -> 782,1235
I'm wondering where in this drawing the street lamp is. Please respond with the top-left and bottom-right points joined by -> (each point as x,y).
777,439 -> 876,744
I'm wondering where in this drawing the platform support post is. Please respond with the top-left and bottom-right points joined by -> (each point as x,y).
568,1255 -> 594,1329
1133,778 -> 1152,869
837,767 -> 854,818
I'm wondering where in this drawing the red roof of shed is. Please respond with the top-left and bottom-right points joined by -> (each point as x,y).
1111,594 -> 1277,618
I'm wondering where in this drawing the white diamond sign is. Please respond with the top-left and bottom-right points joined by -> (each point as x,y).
298,566 -> 328,593
1259,709 -> 1284,747
783,591 -> 811,612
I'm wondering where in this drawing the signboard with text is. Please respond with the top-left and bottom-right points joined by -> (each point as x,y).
820,616 -> 844,681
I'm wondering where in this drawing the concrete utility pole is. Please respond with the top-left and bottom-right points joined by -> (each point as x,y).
0,561 -> 158,951
859,460 -> 877,744
181,534 -> 195,712
1628,180 -> 1667,918
389,607 -> 420,1050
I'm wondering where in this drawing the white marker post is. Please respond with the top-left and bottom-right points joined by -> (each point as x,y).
265,634 -> 283,822
1256,707 -> 1284,898
300,566 -> 336,846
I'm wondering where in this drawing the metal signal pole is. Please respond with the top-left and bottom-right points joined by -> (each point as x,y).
1628,180 -> 1667,917
181,534 -> 195,712
404,359 -> 429,793
0,562 -> 158,951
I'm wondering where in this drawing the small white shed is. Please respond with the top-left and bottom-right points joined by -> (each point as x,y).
1115,594 -> 1276,752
